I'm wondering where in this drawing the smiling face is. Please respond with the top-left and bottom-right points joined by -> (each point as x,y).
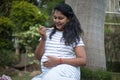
53,10 -> 69,31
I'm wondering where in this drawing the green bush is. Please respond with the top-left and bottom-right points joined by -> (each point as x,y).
81,67 -> 112,80
0,49 -> 15,67
0,17 -> 14,49
0,67 -> 18,77
105,31 -> 120,72
10,1 -> 48,32
107,61 -> 120,72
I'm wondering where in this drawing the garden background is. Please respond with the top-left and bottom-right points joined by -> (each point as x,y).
0,0 -> 120,80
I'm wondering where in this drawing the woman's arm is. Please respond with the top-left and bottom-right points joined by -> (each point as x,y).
43,46 -> 87,67
61,46 -> 87,66
35,27 -> 46,60
35,39 -> 46,60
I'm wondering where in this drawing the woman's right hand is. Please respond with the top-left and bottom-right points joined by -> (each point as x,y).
39,26 -> 46,40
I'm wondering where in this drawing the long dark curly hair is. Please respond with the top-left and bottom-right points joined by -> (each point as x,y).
49,3 -> 83,46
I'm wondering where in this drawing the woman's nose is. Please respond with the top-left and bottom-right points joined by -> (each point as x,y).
55,19 -> 59,23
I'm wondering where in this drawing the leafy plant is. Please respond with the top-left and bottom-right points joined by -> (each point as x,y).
0,49 -> 15,67
10,1 -> 48,32
81,67 -> 112,80
0,17 -> 14,49
13,24 -> 40,65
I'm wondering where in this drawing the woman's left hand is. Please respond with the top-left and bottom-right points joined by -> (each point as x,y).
43,56 -> 59,68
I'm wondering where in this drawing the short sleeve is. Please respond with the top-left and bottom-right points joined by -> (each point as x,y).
73,37 -> 85,47
77,37 -> 85,46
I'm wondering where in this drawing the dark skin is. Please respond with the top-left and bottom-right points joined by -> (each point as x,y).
34,10 -> 87,68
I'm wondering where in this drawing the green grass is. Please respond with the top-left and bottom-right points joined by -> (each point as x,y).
112,72 -> 120,80
6,71 -> 120,80
11,72 -> 33,80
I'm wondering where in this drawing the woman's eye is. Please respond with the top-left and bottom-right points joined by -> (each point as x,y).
58,17 -> 63,20
53,16 -> 64,20
54,16 -> 57,19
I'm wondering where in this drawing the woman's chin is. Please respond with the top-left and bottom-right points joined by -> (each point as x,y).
58,28 -> 63,31
56,27 -> 63,31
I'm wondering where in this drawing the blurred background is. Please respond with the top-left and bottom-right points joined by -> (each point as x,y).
0,0 -> 120,80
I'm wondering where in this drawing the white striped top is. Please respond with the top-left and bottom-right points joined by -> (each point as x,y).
40,28 -> 85,72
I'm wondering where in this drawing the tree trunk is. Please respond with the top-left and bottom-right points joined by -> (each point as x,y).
66,0 -> 106,69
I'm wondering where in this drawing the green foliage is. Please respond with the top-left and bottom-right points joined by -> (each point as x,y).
107,61 -> 120,72
0,49 -> 15,67
105,13 -> 120,23
14,24 -> 40,50
11,72 -> 32,80
81,67 -> 112,80
45,0 -> 64,14
10,1 -> 48,32
104,26 -> 112,33
0,0 -> 13,16
0,17 -> 14,49
13,24 -> 40,64
40,0 -> 64,9
105,31 -> 120,72
0,17 -> 14,66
